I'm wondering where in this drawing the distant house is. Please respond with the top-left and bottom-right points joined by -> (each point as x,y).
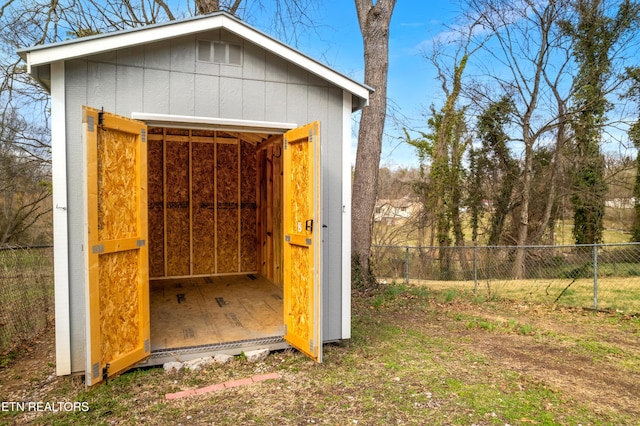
374,197 -> 420,226
605,198 -> 636,209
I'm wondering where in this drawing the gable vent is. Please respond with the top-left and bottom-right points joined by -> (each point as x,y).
197,40 -> 242,66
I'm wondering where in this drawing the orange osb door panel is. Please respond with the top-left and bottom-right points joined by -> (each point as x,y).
83,106 -> 150,386
283,122 -> 322,363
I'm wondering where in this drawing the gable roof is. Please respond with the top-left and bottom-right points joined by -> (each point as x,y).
17,12 -> 370,108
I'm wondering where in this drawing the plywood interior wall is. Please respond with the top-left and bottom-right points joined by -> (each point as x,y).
148,136 -> 165,277
241,140 -> 258,272
147,127 -> 275,279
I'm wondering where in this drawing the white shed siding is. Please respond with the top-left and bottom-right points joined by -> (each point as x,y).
242,79 -> 266,120
116,65 -> 144,113
170,72 -> 196,115
194,74 -> 220,117
144,69 -> 171,113
18,12 -> 369,373
51,61 -> 71,376
170,36 -> 196,73
117,44 -> 145,67
144,39 -> 171,70
243,39 -> 267,80
219,77 -> 243,117
265,82 -> 288,122
265,54 -> 289,82
341,90 -> 352,338
62,60 -> 90,373
87,61 -> 116,110
60,31 -> 351,373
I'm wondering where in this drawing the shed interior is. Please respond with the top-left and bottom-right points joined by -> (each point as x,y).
146,127 -> 285,352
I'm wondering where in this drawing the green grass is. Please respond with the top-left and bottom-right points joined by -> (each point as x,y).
373,208 -> 634,247
406,276 -> 640,314
2,284 -> 639,425
459,313 -> 535,336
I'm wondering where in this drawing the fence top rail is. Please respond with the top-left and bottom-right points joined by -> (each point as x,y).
372,242 -> 640,250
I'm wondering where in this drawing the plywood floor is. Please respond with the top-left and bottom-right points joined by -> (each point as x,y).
149,275 -> 284,351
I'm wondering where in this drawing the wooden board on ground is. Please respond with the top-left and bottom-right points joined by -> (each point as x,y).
149,275 -> 284,351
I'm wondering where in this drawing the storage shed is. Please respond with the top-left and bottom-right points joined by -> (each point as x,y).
18,12 -> 370,385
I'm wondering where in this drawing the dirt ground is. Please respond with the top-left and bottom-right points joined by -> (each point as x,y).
401,299 -> 640,419
0,331 -> 59,404
1,295 -> 639,423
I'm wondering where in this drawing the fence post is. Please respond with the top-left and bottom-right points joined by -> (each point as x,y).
405,246 -> 409,285
593,244 -> 598,310
473,245 -> 478,294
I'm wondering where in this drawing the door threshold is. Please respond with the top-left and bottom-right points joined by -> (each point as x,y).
137,336 -> 288,367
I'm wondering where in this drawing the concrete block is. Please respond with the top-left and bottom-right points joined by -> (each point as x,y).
184,356 -> 214,371
163,362 -> 184,373
244,348 -> 269,363
213,353 -> 235,364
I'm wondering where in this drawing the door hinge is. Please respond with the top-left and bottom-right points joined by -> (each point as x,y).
141,129 -> 147,143
309,339 -> 314,353
87,116 -> 95,133
308,129 -> 314,143
283,137 -> 288,150
136,239 -> 146,248
92,362 -> 99,379
92,244 -> 104,254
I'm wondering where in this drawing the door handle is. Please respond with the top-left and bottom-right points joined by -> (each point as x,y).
305,219 -> 313,232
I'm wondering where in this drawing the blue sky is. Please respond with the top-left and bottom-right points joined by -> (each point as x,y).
245,1 -> 638,168
294,1 -> 461,168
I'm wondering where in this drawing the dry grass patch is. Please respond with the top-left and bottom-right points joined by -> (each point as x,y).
1,284 -> 639,425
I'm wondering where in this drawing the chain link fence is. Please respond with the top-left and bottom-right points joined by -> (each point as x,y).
0,246 -> 54,354
2,243 -> 638,352
372,243 -> 640,314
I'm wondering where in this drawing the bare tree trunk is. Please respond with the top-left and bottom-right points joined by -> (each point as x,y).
352,0 -> 396,284
194,0 -> 241,15
512,142 -> 532,279
510,2 -> 556,279
531,120 -> 566,244
196,0 -> 221,14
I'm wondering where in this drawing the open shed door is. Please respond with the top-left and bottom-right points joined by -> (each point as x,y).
283,122 -> 322,362
83,106 -> 150,385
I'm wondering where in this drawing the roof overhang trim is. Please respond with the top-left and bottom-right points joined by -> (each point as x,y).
132,112 -> 297,134
17,13 -> 371,106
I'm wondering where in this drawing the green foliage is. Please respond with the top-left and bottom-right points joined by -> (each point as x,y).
473,96 -> 518,246
518,322 -> 534,335
0,111 -> 52,246
0,349 -> 23,368
406,55 -> 471,280
444,289 -> 457,302
625,67 -> 640,241
563,0 -> 640,244
67,28 -> 102,39
352,253 -> 377,290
